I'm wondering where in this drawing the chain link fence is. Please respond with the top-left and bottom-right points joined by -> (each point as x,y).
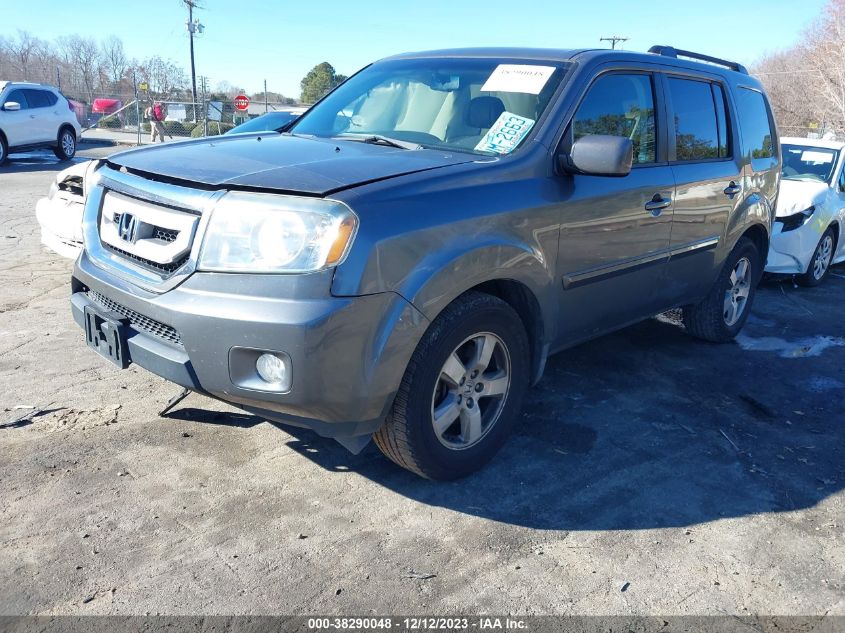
80,93 -> 303,143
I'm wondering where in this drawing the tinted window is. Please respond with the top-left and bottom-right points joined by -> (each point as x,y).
736,88 -> 775,162
573,73 -> 656,164
4,89 -> 29,109
667,78 -> 720,161
24,89 -> 54,108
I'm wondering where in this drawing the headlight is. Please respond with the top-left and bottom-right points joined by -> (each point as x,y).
47,181 -> 58,201
779,205 -> 815,232
198,192 -> 357,273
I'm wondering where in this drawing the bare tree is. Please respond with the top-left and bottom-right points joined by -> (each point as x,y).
137,56 -> 187,97
5,30 -> 41,79
100,35 -> 127,88
57,35 -> 102,103
802,0 -> 845,135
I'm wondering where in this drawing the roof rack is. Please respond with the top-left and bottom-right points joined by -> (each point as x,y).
648,45 -> 748,75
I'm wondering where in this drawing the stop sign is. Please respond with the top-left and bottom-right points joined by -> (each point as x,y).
234,95 -> 250,111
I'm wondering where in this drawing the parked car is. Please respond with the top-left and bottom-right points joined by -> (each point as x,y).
71,45 -> 779,479
35,161 -> 88,259
227,111 -> 301,134
0,81 -> 81,164
765,137 -> 845,285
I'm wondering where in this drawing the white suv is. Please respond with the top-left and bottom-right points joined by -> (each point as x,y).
0,81 -> 82,165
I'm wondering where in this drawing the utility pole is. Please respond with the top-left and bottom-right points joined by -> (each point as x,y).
56,66 -> 61,91
183,0 -> 203,121
264,79 -> 268,114
133,70 -> 141,145
600,36 -> 629,50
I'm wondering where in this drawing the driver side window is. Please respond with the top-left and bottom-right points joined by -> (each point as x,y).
838,168 -> 845,193
3,89 -> 29,109
572,73 -> 656,164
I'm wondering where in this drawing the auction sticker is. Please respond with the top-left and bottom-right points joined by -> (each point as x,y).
475,111 -> 535,154
480,64 -> 556,94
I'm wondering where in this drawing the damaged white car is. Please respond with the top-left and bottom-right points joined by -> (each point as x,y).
766,137 -> 845,285
35,161 -> 87,259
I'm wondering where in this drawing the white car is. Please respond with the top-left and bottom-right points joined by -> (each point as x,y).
0,81 -> 81,165
35,161 -> 87,258
766,137 -> 845,285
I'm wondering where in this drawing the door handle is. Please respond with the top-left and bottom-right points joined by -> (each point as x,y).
724,181 -> 742,197
29,114 -> 36,118
644,195 -> 672,216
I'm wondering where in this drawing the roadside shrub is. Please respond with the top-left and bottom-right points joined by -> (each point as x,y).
98,115 -> 122,129
163,121 -> 189,137
190,121 -> 235,138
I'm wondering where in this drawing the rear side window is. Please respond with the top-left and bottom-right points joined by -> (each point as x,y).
667,78 -> 719,161
4,89 -> 29,109
573,73 -> 656,164
736,88 -> 776,164
24,89 -> 56,108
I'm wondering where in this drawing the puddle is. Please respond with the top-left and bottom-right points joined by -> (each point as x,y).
735,333 -> 845,358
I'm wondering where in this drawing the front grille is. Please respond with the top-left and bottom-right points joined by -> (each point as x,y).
102,243 -> 189,274
153,227 -> 178,243
87,290 -> 182,345
112,213 -> 181,244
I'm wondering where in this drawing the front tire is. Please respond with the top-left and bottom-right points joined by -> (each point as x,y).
796,227 -> 835,287
373,291 -> 530,480
0,134 -> 8,165
53,127 -> 76,161
683,236 -> 761,342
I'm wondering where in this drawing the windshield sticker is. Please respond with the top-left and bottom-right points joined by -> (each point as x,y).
801,150 -> 834,164
475,111 -> 535,155
480,64 -> 556,94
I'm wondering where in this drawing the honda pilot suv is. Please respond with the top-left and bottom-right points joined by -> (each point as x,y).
72,46 -> 779,479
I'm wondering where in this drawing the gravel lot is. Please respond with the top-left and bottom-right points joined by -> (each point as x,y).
1,146 -> 843,617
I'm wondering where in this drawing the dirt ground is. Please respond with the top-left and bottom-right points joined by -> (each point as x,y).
1,146 -> 843,617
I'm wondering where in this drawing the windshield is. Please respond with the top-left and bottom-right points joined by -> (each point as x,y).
782,144 -> 840,182
290,57 -> 572,155
230,112 -> 298,134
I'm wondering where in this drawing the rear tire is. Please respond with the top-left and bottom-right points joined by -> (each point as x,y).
796,227 -> 835,287
53,127 -> 76,161
373,291 -> 530,480
683,236 -> 761,342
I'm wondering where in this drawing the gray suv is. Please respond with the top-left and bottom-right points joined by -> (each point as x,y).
72,46 -> 779,479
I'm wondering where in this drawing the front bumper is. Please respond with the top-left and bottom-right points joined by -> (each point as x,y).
72,250 -> 428,441
35,196 -> 83,260
765,218 -> 824,274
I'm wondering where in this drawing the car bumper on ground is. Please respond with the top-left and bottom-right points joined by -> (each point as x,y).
71,251 -> 428,447
765,219 -> 823,274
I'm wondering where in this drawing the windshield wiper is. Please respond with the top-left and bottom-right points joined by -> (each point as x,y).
334,134 -> 422,150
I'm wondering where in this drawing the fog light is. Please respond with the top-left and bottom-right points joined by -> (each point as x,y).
256,353 -> 290,386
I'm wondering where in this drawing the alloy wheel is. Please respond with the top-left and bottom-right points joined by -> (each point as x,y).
723,256 -> 751,326
61,131 -> 75,157
430,332 -> 511,450
813,234 -> 834,280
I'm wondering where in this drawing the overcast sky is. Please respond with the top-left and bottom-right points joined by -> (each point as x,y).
3,0 -> 828,98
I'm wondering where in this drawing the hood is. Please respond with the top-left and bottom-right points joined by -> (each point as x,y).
775,179 -> 830,217
107,134 -> 476,196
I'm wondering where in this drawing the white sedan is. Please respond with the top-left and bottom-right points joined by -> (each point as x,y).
766,137 -> 845,285
35,161 -> 87,259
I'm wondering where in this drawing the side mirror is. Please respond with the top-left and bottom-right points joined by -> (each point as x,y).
3,101 -> 21,112
559,134 -> 633,177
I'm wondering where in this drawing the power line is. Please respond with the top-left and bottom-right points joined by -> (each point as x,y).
600,36 -> 629,50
